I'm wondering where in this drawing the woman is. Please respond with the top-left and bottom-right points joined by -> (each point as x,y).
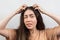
0,4 -> 60,40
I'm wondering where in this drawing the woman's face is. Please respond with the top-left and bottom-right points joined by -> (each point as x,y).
24,9 -> 37,30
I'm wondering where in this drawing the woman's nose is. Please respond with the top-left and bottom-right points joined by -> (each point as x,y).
27,17 -> 31,22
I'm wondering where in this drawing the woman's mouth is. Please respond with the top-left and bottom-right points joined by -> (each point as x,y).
26,23 -> 32,27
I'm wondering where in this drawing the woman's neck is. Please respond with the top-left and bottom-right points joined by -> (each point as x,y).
29,28 -> 40,40
29,28 -> 39,36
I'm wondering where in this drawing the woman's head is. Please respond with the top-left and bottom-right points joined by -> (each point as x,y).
20,6 -> 45,30
17,6 -> 45,40
24,8 -> 37,30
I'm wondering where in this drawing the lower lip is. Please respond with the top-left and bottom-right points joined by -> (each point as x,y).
27,24 -> 32,27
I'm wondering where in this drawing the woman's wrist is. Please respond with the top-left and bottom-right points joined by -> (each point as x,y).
12,10 -> 20,15
38,8 -> 48,15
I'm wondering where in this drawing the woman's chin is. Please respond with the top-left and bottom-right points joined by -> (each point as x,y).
26,26 -> 33,30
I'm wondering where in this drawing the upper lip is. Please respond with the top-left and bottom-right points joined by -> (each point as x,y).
26,23 -> 32,25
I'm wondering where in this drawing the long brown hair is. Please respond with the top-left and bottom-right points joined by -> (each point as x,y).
16,6 -> 45,40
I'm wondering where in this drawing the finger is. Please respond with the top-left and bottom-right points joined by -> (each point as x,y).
33,4 -> 39,10
33,4 -> 39,8
22,4 -> 27,8
21,4 -> 28,10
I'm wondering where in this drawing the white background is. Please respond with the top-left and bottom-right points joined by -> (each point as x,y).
0,0 -> 60,40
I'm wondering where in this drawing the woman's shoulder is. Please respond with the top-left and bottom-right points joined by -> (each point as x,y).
44,28 -> 54,34
4,28 -> 17,32
39,28 -> 54,36
42,27 -> 57,38
5,29 -> 17,40
4,29 -> 17,35
3,28 -> 18,36
0,28 -> 17,34
0,29 -> 18,40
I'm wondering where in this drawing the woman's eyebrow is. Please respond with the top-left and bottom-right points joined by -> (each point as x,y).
29,14 -> 34,16
24,14 -> 34,16
24,15 -> 27,17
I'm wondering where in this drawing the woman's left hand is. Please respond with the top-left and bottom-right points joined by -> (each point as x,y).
32,4 -> 39,10
32,4 -> 45,14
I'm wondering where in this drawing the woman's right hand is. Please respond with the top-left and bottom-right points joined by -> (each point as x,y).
15,4 -> 27,14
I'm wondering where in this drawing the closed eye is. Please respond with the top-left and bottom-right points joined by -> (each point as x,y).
29,14 -> 35,18
24,15 -> 27,19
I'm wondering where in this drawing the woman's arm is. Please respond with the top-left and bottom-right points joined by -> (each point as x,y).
39,8 -> 60,25
38,5 -> 60,34
0,12 -> 17,29
0,4 -> 27,40
33,4 -> 60,25
33,4 -> 60,35
0,5 -> 27,29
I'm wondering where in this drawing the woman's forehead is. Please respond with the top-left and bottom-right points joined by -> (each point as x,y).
24,9 -> 35,15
